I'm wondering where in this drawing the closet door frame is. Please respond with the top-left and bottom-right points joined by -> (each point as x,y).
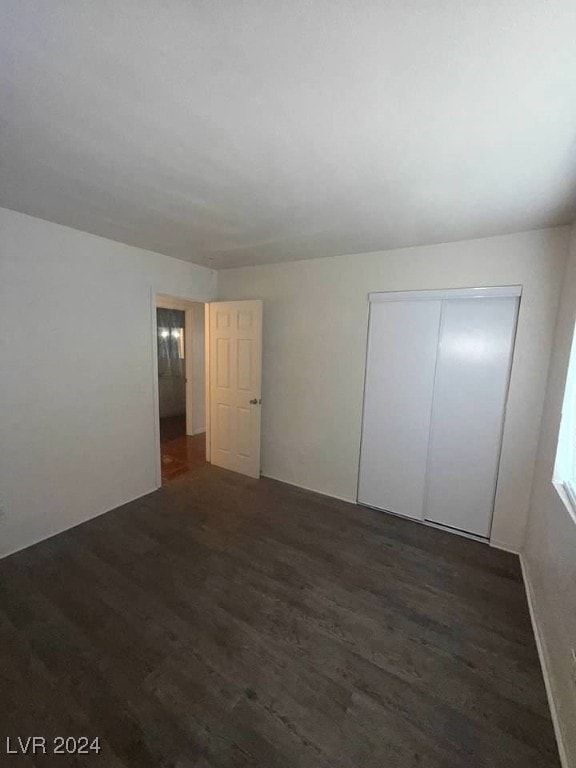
358,284 -> 522,542
368,286 -> 522,303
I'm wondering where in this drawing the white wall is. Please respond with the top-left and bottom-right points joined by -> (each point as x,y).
523,223 -> 576,767
0,208 -> 216,558
219,227 -> 570,552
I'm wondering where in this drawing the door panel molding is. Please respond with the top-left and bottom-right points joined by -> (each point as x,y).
207,300 -> 263,479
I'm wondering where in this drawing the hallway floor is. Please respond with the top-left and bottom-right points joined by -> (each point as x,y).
0,465 -> 560,767
160,415 -> 206,482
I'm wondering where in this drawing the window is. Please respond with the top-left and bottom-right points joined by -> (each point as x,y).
554,322 -> 576,514
158,326 -> 185,359
156,308 -> 185,361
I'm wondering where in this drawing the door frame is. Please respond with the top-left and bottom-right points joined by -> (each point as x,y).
152,292 -> 208,487
368,285 -> 523,303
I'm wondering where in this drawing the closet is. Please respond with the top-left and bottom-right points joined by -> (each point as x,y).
358,286 -> 520,539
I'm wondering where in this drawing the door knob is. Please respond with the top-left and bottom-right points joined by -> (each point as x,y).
249,398 -> 258,404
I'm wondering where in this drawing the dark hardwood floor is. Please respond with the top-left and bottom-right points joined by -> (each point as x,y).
0,464 -> 560,767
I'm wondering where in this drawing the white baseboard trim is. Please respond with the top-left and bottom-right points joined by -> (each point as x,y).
520,554 -> 570,768
0,486 -> 160,562
260,473 -> 356,505
422,518 -> 487,543
191,427 -> 206,436
489,539 -> 520,555
262,474 -> 495,547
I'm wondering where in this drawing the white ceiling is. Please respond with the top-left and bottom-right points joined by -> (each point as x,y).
2,1 -> 576,269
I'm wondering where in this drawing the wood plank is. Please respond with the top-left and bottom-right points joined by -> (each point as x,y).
0,464 -> 561,767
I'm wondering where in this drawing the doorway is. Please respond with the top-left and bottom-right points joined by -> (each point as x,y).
155,296 -> 207,483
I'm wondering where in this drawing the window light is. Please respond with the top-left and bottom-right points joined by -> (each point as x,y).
554,321 -> 576,517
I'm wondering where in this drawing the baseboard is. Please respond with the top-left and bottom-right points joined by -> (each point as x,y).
520,554 -> 570,768
422,518 -> 487,543
262,473 -> 496,547
0,486 -> 160,562
260,472 -> 568,766
192,427 -> 206,436
260,473 -> 356,505
489,539 -> 520,555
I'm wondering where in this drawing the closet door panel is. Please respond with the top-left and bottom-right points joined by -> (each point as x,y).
424,297 -> 518,536
358,300 -> 441,519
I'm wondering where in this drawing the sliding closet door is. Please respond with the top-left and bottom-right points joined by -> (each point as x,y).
358,300 -> 441,520
424,297 -> 518,536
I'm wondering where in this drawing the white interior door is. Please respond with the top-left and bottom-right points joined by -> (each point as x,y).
424,297 -> 518,536
358,299 -> 442,520
208,300 -> 262,479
